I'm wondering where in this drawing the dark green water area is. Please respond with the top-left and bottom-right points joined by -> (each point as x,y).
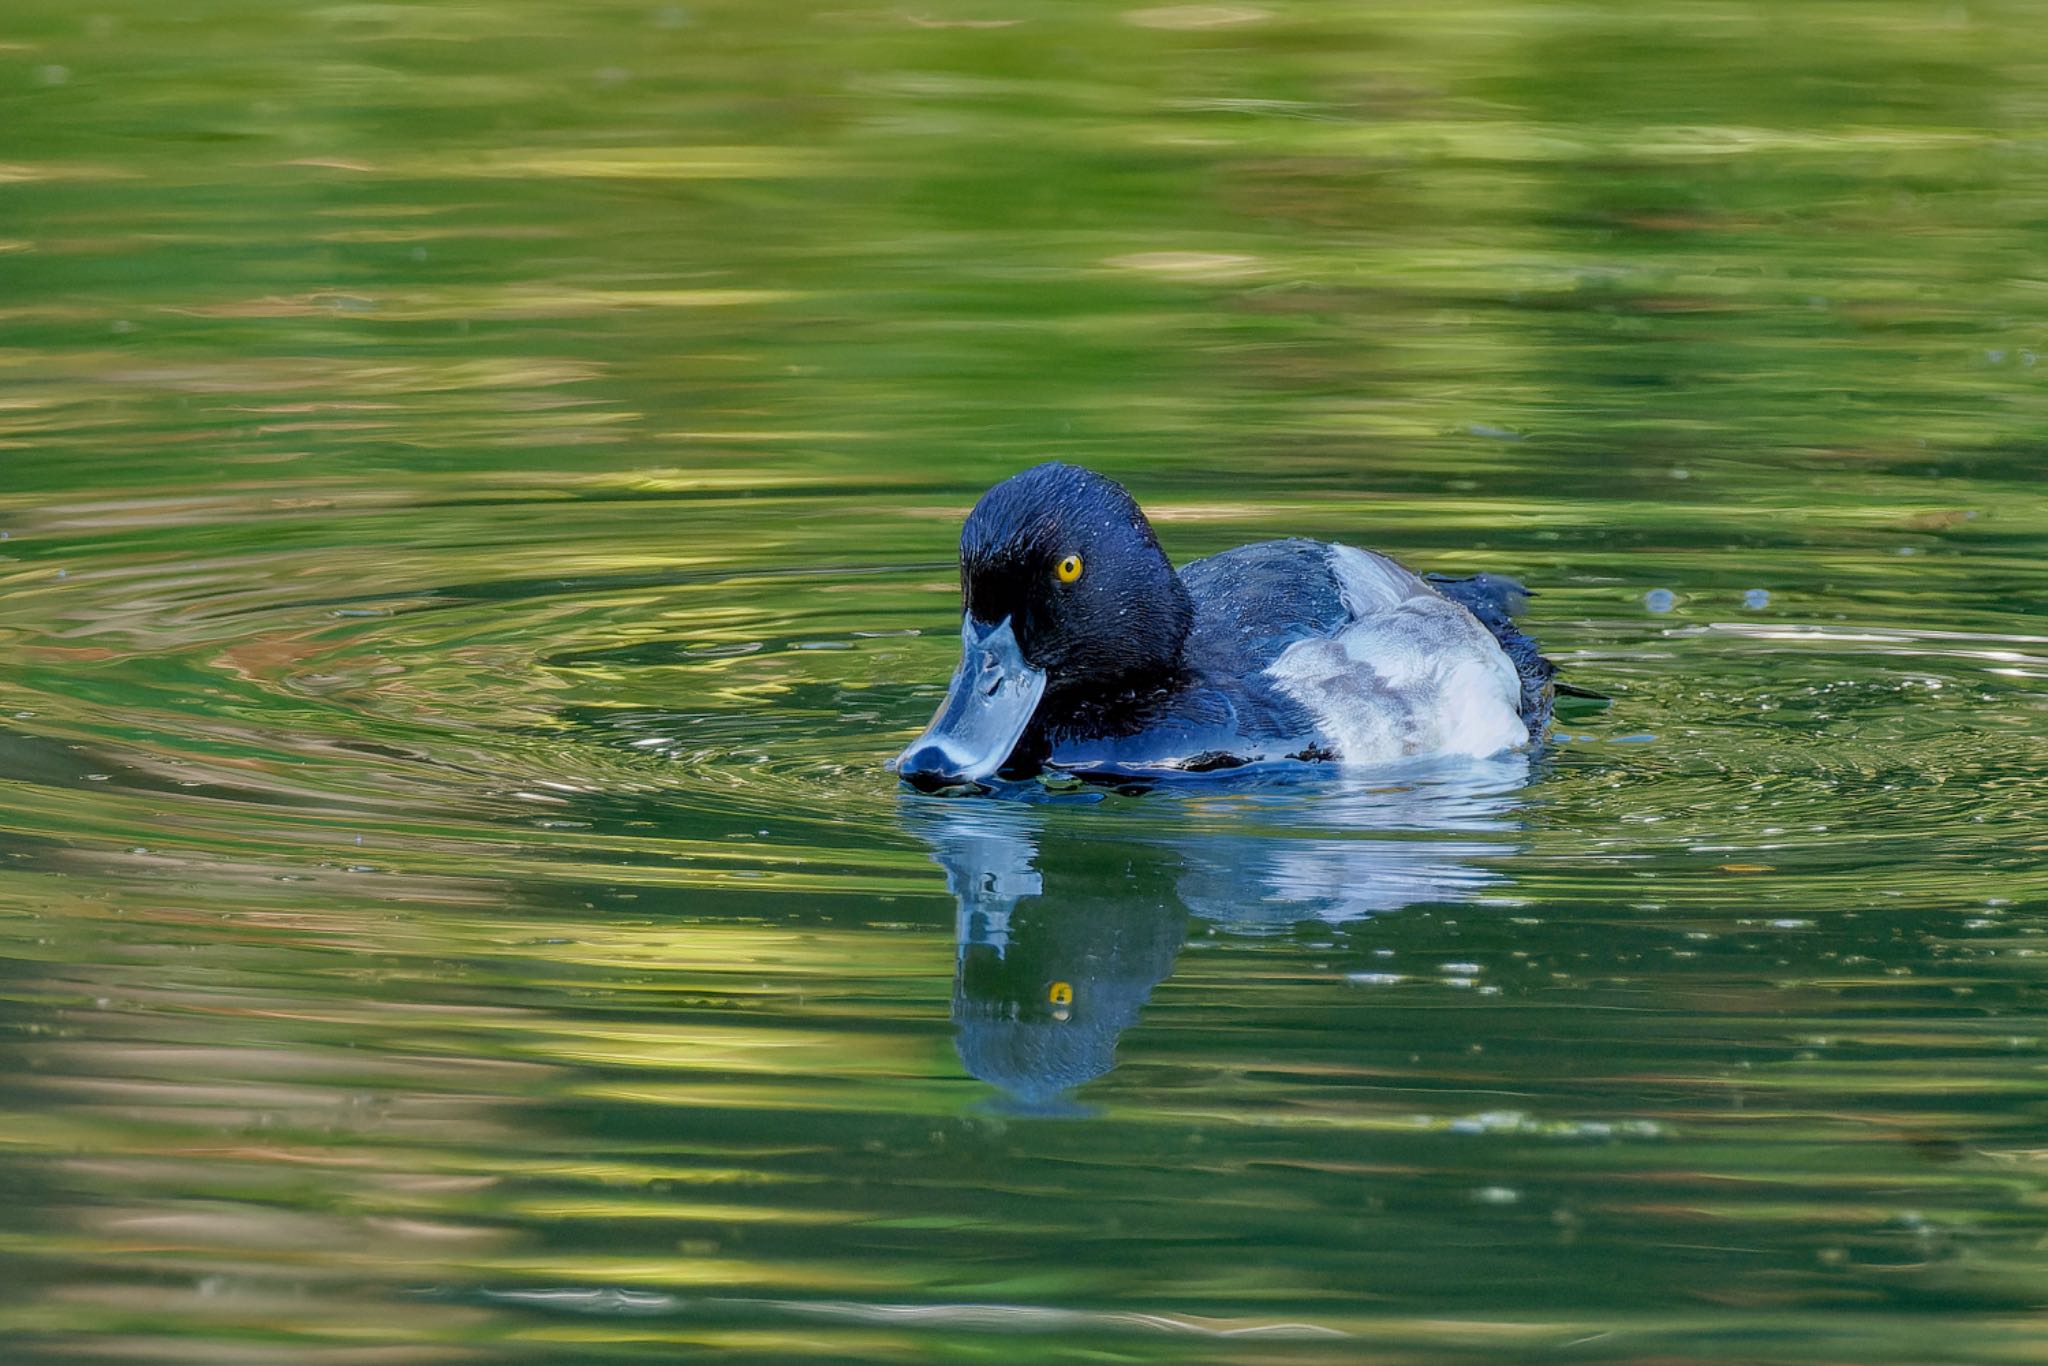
1,2 -> 2046,1361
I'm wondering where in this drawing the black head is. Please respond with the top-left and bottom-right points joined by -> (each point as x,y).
958,462 -> 1192,699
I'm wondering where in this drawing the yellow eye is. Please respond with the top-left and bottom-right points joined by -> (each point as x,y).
1049,981 -> 1073,1006
1055,554 -> 1083,584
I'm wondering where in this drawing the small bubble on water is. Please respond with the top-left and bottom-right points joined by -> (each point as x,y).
1473,1186 -> 1521,1205
1987,349 -> 2007,364
35,64 -> 69,86
1644,588 -> 1675,612
111,320 -> 137,335
1742,588 -> 1770,608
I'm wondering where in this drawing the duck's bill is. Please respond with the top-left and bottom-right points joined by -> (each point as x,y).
891,616 -> 1047,791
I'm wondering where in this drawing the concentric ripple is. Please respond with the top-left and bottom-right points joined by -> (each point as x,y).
6,0 -> 2048,1355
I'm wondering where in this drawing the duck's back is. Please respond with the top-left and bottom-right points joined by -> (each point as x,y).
1180,538 -> 1420,675
1181,538 -> 1534,766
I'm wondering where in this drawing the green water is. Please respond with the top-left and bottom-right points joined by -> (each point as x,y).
4,1 -> 2048,1360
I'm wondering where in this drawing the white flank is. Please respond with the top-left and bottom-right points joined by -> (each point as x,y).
1265,545 -> 1527,765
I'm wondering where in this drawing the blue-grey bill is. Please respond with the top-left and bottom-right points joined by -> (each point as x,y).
891,616 -> 1048,787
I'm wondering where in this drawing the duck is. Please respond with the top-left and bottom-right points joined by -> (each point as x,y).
892,461 -> 1555,792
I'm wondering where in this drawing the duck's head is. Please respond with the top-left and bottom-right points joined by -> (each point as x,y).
894,462 -> 1192,791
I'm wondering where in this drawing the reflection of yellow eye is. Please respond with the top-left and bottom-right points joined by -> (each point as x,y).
1056,555 -> 1083,584
1048,981 -> 1073,1006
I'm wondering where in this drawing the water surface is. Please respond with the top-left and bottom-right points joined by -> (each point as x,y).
3,1 -> 2047,1361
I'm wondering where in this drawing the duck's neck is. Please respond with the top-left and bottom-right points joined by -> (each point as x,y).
1151,569 -> 1195,672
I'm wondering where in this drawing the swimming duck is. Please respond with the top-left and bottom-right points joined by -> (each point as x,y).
893,462 -> 1554,791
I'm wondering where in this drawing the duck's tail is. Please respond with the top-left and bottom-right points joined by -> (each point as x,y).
1426,573 -> 1556,739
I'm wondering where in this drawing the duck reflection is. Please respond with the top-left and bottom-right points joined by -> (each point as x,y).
904,761 -> 1528,1108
